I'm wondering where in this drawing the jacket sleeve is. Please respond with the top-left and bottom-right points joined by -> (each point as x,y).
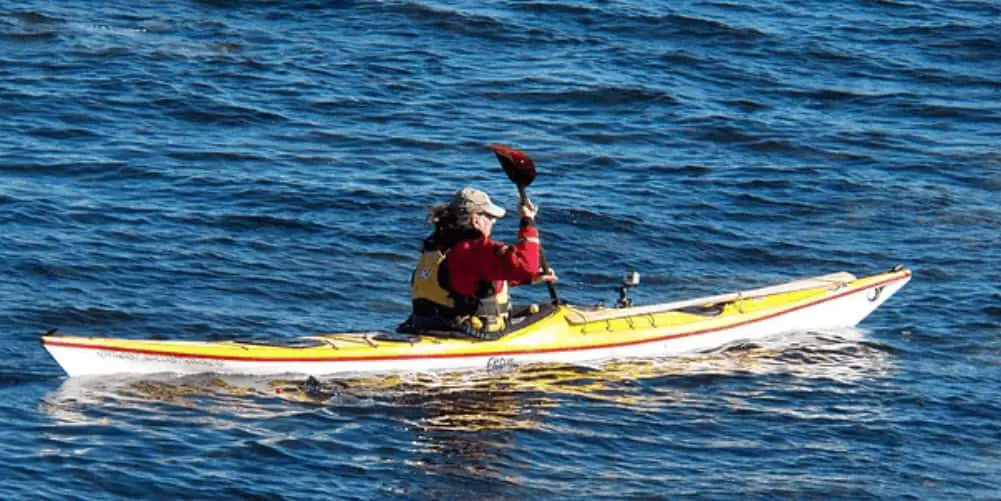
479,217 -> 541,285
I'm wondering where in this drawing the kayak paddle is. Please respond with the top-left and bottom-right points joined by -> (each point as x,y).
488,143 -> 559,303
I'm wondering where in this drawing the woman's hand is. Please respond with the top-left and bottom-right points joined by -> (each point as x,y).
533,267 -> 558,284
519,199 -> 539,220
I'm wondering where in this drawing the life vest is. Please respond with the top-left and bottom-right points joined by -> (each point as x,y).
409,249 -> 510,333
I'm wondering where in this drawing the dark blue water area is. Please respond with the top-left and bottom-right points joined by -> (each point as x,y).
2,0 -> 999,498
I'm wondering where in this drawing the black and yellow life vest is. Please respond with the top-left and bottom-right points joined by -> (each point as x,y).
410,249 -> 510,333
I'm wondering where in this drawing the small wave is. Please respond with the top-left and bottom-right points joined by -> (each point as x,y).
359,249 -> 412,263
832,128 -> 915,152
576,154 -> 621,168
574,132 -> 656,145
512,2 -> 598,16
888,22 -> 989,38
659,49 -> 705,66
864,0 -> 928,10
559,207 -> 641,232
929,36 -> 1000,52
93,46 -> 131,57
653,164 -> 715,176
746,140 -> 875,162
719,178 -> 795,190
670,13 -> 768,39
900,65 -> 1000,87
6,10 -> 63,24
0,31 -> 56,41
384,136 -> 452,150
164,149 -> 271,162
171,106 -> 288,126
394,1 -> 515,41
0,160 -> 131,177
0,370 -> 57,387
151,97 -> 289,126
608,11 -> 768,42
16,259 -> 109,280
744,139 -> 803,154
800,43 -> 866,64
785,87 -> 868,103
306,96 -> 372,112
491,85 -> 676,107
894,101 -> 998,121
70,23 -> 148,36
213,213 -> 326,232
27,126 -> 100,139
93,164 -> 169,181
682,123 -> 756,144
725,99 -> 771,112
173,174 -> 233,188
32,306 -> 144,327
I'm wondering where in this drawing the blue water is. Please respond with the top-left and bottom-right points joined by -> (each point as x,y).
2,0 -> 999,498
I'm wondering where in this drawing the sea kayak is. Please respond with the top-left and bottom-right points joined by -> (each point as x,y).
41,267 -> 911,378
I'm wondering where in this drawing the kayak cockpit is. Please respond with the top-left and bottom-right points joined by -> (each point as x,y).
395,301 -> 563,341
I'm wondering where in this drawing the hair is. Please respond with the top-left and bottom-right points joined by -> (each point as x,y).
423,202 -> 480,251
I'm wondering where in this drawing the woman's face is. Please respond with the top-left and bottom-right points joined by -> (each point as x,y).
471,212 -> 497,237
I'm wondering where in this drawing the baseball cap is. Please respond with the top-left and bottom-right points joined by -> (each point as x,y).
451,187 -> 506,218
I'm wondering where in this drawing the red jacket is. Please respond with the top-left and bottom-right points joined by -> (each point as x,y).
446,219 -> 540,297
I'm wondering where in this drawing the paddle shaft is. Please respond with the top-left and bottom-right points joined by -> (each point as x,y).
518,185 -> 558,303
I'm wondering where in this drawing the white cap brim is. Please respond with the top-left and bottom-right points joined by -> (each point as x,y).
482,203 -> 506,218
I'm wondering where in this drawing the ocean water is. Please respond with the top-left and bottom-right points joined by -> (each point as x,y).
2,0 -> 999,499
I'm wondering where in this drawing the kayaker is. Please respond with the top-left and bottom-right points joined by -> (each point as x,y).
399,187 -> 557,337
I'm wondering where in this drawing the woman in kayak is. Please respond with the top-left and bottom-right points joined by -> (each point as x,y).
399,187 -> 556,336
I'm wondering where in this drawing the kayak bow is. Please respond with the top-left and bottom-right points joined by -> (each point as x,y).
41,267 -> 911,378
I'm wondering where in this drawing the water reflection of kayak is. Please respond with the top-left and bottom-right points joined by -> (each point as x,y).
41,267 -> 910,378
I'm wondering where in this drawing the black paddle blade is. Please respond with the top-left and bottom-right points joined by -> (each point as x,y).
488,143 -> 536,188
